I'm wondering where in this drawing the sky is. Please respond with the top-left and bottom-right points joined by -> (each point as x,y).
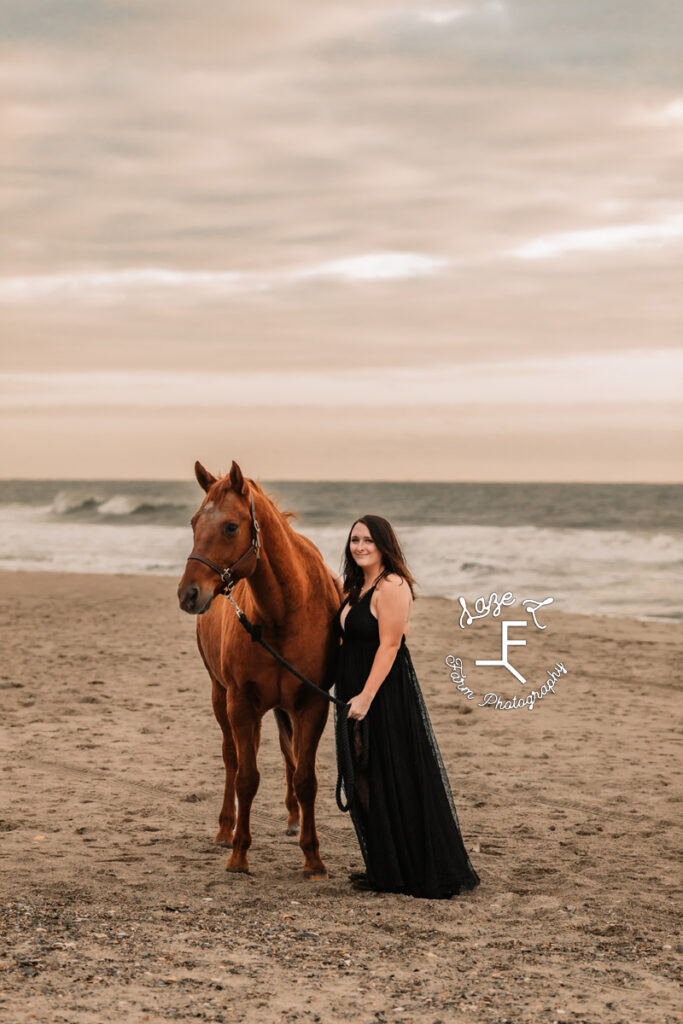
1,0 -> 681,481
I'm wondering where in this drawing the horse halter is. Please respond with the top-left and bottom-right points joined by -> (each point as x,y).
187,491 -> 261,595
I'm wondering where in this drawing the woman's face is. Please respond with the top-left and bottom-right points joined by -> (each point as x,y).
349,521 -> 383,573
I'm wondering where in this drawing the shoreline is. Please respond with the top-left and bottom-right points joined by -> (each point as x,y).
0,568 -> 678,626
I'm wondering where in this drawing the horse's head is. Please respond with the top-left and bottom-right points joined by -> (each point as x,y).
177,460 -> 260,615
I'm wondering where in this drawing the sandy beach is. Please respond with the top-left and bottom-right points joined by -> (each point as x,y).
0,570 -> 680,1024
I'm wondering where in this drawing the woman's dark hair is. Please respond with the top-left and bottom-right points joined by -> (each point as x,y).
341,514 -> 417,604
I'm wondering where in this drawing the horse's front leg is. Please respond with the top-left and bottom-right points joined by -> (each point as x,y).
292,699 -> 329,880
224,691 -> 262,873
211,679 -> 236,846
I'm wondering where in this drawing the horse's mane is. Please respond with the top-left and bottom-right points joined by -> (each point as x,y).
248,478 -> 298,525
211,475 -> 298,529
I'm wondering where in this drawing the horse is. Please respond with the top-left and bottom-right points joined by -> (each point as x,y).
177,460 -> 340,879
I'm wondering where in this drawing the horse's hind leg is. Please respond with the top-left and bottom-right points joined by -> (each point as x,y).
274,708 -> 300,836
291,701 -> 329,880
211,679 -> 236,846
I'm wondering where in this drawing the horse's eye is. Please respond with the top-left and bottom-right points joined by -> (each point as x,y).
222,521 -> 239,535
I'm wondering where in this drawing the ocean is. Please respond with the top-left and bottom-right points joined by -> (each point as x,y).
0,480 -> 680,622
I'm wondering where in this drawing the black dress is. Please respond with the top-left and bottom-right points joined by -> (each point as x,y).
333,584 -> 480,899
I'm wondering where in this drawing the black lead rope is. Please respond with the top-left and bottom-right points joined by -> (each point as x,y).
232,606 -> 367,814
335,703 -> 369,814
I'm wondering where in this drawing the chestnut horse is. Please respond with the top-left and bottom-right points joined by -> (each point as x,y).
177,460 -> 339,878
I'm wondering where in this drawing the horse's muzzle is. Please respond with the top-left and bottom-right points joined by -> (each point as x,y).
177,581 -> 213,615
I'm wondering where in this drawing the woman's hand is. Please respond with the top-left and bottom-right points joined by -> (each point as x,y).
346,691 -> 373,721
325,563 -> 345,600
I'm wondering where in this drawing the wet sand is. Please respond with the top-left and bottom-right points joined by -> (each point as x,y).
0,571 -> 680,1023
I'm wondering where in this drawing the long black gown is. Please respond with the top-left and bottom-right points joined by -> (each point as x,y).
333,584 -> 481,899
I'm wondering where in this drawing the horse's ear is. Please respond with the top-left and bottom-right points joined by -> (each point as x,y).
195,461 -> 217,493
228,460 -> 247,495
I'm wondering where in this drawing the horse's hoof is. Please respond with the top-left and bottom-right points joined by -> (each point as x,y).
227,851 -> 250,876
225,859 -> 250,873
285,824 -> 300,836
304,868 -> 329,881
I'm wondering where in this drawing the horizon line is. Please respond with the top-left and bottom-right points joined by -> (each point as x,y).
0,476 -> 680,487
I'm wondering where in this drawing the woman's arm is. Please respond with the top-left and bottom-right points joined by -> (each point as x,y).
325,564 -> 345,600
346,576 -> 411,720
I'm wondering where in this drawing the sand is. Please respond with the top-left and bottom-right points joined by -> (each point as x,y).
0,571 -> 680,1024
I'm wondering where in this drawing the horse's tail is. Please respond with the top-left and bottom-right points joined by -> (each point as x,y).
273,707 -> 294,766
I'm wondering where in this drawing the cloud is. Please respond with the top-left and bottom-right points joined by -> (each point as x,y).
508,215 -> 683,260
0,268 -> 254,302
0,253 -> 450,303
628,99 -> 683,126
291,252 -> 449,281
416,8 -> 470,26
415,3 -> 504,26
2,350 -> 679,408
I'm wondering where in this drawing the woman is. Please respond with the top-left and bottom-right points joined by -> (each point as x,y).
331,515 -> 480,899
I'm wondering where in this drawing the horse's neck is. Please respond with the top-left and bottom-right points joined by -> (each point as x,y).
246,494 -> 305,623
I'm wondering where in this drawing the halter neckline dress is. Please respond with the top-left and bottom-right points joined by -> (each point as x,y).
333,583 -> 480,899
